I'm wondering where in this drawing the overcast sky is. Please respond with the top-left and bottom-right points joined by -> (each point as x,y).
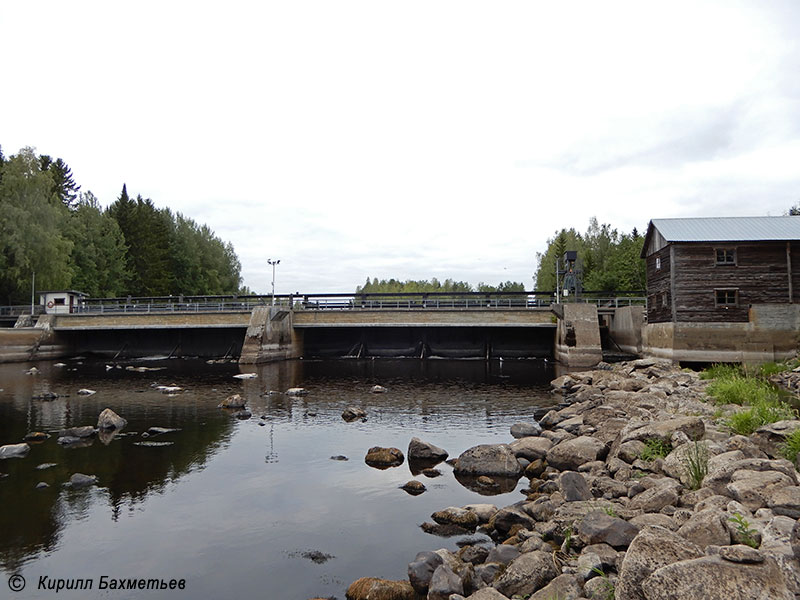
2,1 -> 799,294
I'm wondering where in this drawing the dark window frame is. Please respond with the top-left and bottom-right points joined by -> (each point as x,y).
53,298 -> 66,306
714,288 -> 738,307
715,247 -> 737,266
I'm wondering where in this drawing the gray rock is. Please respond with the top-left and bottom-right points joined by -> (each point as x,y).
285,387 -> 307,396
726,469 -> 795,511
676,508 -> 731,549
57,436 -> 93,447
484,545 -> 520,565
454,444 -> 523,477
703,458 -> 798,497
408,551 -> 443,594
462,504 -> 498,524
23,431 -> 49,442
640,554 -> 793,600
458,545 -> 490,566
67,473 -> 98,488
719,544 -> 764,564
427,564 -> 464,600
751,420 -> 800,458
96,408 -> 127,431
492,551 -> 557,598
341,406 -> 366,421
617,525 -> 703,600
510,422 -> 542,438
546,436 -> 608,471
147,427 -> 180,436
618,440 -> 647,463
491,505 -> 535,536
473,564 -> 503,587
0,443 -> 30,459
559,471 -> 592,501
577,510 -> 639,548
767,485 -> 800,518
407,437 -> 448,461
630,513 -> 677,531
35,482 -> 49,490
58,426 -> 96,438
529,574 -> 582,600
509,436 -> 553,461
628,485 -> 679,513
620,416 -> 705,445
464,588 -> 507,600
584,574 -> 617,600
791,520 -> 800,560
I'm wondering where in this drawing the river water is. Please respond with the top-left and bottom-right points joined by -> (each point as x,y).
0,357 -> 558,600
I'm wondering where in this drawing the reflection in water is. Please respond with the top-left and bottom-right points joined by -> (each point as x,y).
0,357 -> 555,599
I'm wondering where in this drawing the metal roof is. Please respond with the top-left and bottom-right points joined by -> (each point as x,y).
650,216 -> 800,242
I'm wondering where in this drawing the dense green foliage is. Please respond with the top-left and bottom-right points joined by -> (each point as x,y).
355,278 -> 526,294
533,217 -> 646,291
0,145 -> 244,303
701,362 -> 798,436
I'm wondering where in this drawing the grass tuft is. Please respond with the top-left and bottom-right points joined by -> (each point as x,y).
699,363 -> 742,380
780,429 -> 800,465
682,441 -> 708,490
706,374 -> 779,406
724,399 -> 797,436
639,438 -> 672,462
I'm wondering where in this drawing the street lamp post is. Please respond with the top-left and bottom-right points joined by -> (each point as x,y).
267,259 -> 280,305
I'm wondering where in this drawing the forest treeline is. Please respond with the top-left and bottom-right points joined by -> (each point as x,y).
355,278 -> 525,294
0,146 -> 244,304
534,217 -> 646,292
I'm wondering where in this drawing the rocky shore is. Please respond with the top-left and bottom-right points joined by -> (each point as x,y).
340,359 -> 800,600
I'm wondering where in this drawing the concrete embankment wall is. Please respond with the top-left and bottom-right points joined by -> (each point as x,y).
554,304 -> 602,368
608,306 -> 644,355
643,304 -> 800,364
0,316 -> 67,363
239,306 -> 303,364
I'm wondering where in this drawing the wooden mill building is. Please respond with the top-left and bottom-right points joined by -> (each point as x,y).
640,216 -> 800,363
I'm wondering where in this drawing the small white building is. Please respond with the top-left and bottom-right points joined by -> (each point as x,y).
39,290 -> 87,314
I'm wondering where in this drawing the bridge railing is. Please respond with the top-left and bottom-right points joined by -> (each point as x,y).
5,291 -> 646,315
0,305 -> 45,317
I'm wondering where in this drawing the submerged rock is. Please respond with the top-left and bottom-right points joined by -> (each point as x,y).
285,387 -> 307,395
133,441 -> 174,447
23,432 -> 49,442
77,388 -> 96,395
218,394 -> 246,409
67,473 -> 98,488
401,480 -> 426,495
342,406 -> 367,421
59,426 -> 97,438
370,385 -> 388,393
36,463 -> 57,470
330,455 -> 349,461
147,427 -> 181,436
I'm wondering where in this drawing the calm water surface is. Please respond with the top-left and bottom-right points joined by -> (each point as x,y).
0,358 -> 557,599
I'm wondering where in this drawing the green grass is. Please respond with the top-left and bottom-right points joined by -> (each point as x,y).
706,374 -> 780,406
780,429 -> 800,464
639,438 -> 672,462
699,363 -> 742,380
682,441 -> 709,490
752,361 -> 792,377
724,399 -> 797,436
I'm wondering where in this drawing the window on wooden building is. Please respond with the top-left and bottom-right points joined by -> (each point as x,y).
714,289 -> 738,307
715,248 -> 736,265
655,257 -> 661,270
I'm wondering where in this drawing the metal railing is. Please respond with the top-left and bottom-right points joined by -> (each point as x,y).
1,291 -> 646,316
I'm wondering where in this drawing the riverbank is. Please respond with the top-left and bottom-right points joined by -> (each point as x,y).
341,359 -> 800,600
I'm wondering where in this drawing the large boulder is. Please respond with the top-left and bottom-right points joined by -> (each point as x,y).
559,471 -> 592,502
96,408 -> 127,431
0,443 -> 30,459
407,437 -> 448,462
751,420 -> 800,458
616,526 -> 703,600
768,486 -> 800,519
490,505 -> 535,536
640,553 -> 793,600
454,444 -> 523,477
726,469 -> 795,511
529,574 -> 582,600
492,551 -> 558,598
619,416 -> 705,445
67,473 -> 98,488
628,484 -> 679,513
364,447 -> 404,468
345,577 -> 415,600
546,436 -> 607,471
431,507 -> 479,530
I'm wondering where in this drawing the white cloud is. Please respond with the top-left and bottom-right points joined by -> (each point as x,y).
2,0 -> 799,294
